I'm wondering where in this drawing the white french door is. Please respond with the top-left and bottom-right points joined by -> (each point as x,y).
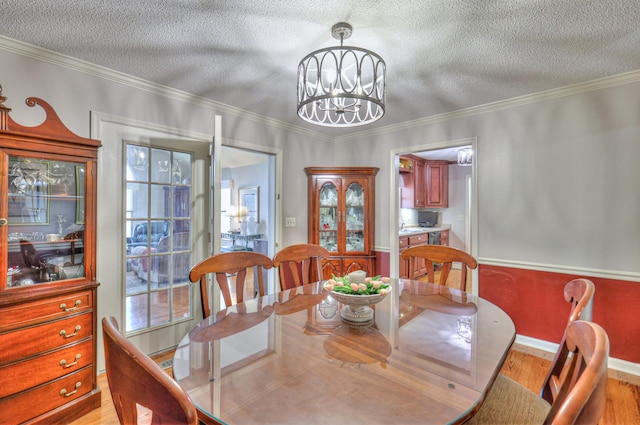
91,112 -> 219,368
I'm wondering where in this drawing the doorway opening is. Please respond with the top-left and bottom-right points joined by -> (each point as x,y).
391,138 -> 477,291
399,146 -> 473,253
219,145 -> 277,296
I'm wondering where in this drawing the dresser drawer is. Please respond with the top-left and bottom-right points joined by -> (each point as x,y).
0,339 -> 93,398
0,312 -> 93,364
440,230 -> 449,239
0,365 -> 94,424
399,236 -> 409,249
0,290 -> 93,332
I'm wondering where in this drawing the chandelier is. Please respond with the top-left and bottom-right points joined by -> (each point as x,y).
458,148 -> 473,166
297,23 -> 386,127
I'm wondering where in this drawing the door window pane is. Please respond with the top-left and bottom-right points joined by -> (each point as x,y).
124,143 -> 194,333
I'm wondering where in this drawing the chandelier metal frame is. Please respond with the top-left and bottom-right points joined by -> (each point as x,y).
458,148 -> 473,166
297,23 -> 386,127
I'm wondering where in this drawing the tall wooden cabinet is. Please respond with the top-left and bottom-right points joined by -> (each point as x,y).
0,87 -> 101,423
305,167 -> 378,279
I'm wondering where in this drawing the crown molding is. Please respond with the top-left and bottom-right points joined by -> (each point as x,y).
333,69 -> 640,143
3,34 -> 639,145
0,35 -> 332,142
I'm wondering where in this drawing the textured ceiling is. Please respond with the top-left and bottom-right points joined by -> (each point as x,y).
1,0 -> 640,137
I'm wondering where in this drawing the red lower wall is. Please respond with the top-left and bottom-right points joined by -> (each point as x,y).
375,250 -> 639,363
479,265 -> 639,363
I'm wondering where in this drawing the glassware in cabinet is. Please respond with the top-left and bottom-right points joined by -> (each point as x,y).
6,156 -> 87,287
305,167 -> 378,277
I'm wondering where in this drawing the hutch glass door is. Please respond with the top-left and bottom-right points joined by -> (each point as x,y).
318,182 -> 338,253
6,155 -> 86,287
344,181 -> 365,253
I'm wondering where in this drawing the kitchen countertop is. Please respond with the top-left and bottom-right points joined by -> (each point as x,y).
399,225 -> 450,236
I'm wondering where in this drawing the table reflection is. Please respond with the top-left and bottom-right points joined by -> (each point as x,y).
173,279 -> 515,425
324,324 -> 392,368
397,280 -> 478,376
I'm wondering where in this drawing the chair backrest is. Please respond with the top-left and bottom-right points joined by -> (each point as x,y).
400,245 -> 478,291
543,320 -> 609,425
189,251 -> 273,318
541,278 -> 596,403
101,316 -> 198,425
563,278 -> 595,322
272,244 -> 330,290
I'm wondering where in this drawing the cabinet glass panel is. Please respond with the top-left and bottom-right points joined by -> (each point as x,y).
7,156 -> 85,287
345,182 -> 364,252
318,183 -> 338,252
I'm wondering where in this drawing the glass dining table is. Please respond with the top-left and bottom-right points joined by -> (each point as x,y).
173,279 -> 515,425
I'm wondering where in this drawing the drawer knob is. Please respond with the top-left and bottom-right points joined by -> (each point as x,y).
60,353 -> 82,368
60,300 -> 82,312
59,325 -> 81,339
60,382 -> 81,397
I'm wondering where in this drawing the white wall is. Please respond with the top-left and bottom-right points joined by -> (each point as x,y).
227,160 -> 270,239
337,80 -> 640,276
442,164 -> 472,250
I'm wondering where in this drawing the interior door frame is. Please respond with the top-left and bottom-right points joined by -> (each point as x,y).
389,137 -> 478,293
91,111 -> 214,371
213,138 -> 282,298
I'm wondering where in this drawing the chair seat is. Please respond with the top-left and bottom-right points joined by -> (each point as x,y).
466,374 -> 551,424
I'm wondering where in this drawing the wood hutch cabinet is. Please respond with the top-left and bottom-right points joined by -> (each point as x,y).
305,167 -> 378,279
0,86 -> 101,423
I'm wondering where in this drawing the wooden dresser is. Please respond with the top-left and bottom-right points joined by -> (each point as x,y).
0,85 -> 101,423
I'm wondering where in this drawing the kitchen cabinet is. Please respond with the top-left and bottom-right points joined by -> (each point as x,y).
305,167 -> 378,279
399,236 -> 409,278
0,87 -> 101,423
440,230 -> 450,246
425,160 -> 449,208
398,232 -> 431,279
398,230 -> 450,279
399,154 -> 426,208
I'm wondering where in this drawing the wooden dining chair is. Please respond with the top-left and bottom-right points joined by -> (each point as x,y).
466,278 -> 596,424
400,245 -> 477,291
541,278 -> 595,403
272,243 -> 329,290
189,251 -> 273,318
466,319 -> 609,425
102,316 -> 198,425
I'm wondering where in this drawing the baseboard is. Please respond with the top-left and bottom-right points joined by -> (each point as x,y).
514,334 -> 640,386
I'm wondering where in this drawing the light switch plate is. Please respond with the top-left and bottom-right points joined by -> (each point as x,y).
285,217 -> 296,227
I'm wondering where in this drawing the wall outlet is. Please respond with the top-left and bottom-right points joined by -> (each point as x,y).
458,214 -> 465,221
285,217 -> 296,227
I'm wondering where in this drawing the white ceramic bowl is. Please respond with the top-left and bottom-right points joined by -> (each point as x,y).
328,289 -> 390,307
